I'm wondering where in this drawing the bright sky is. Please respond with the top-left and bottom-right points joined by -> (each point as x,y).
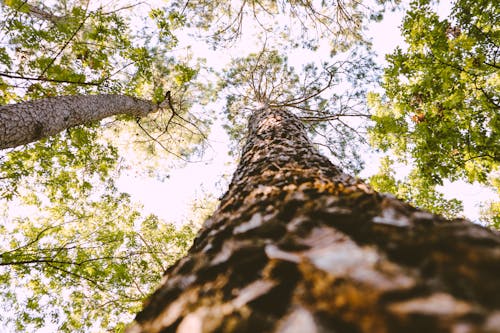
116,1 -> 497,225
117,119 -> 234,224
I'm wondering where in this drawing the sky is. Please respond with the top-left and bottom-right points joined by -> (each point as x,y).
116,1 -> 497,225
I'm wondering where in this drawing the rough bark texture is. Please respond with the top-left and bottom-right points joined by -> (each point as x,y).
0,94 -> 157,149
129,107 -> 500,333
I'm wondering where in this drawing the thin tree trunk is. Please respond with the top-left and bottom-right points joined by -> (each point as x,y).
129,106 -> 500,333
0,0 -> 63,23
0,94 -> 158,149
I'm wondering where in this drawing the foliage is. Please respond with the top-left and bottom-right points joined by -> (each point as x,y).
0,1 -> 205,331
479,173 -> 500,229
368,0 -> 499,223
0,124 -> 198,331
219,47 -> 379,174
0,192 -> 196,332
164,0 -> 395,49
369,157 -> 463,218
481,200 -> 500,229
0,126 -> 115,200
369,0 -> 499,185
1,0 -> 133,100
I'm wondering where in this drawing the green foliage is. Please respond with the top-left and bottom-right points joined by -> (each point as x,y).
163,0 -> 394,49
369,157 -> 463,218
0,2 -> 205,331
368,0 -> 499,221
0,126 -> 116,201
173,64 -> 198,86
0,124 -> 199,331
369,0 -> 499,185
481,201 -> 500,229
479,174 -> 500,229
1,2 -> 128,98
0,0 -> 199,104
0,192 -> 196,332
149,8 -> 184,46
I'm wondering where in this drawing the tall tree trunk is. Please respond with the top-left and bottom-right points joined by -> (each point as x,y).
129,107 -> 500,333
0,94 -> 158,149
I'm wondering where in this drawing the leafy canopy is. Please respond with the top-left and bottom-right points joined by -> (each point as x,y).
164,0 -> 393,49
370,0 -> 499,185
368,0 -> 499,221
0,1 -> 206,331
369,156 -> 463,218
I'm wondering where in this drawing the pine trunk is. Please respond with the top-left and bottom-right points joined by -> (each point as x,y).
0,94 -> 157,149
129,107 -> 500,333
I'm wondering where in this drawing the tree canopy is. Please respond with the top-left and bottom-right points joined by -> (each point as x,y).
369,0 -> 499,218
0,1 -> 206,331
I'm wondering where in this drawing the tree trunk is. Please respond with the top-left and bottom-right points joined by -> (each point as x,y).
129,107 -> 500,333
0,0 -> 63,23
0,94 -> 158,149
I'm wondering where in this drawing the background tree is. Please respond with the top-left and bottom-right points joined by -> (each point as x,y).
369,0 -> 499,222
0,0 -> 207,154
0,1 -> 207,331
0,94 -> 162,149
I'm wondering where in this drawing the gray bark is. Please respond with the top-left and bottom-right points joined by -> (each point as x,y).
0,94 -> 158,149
0,0 -> 63,23
129,106 -> 500,333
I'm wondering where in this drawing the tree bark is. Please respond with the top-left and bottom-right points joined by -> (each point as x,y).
0,0 -> 63,23
0,94 -> 158,149
129,106 -> 500,333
